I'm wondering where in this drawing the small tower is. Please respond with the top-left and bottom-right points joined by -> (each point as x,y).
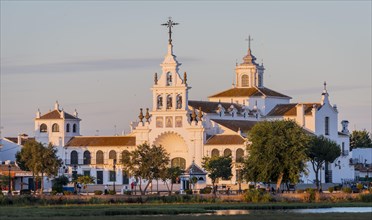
321,81 -> 330,105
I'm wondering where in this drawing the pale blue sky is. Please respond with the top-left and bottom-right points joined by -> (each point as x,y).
1,1 -> 371,137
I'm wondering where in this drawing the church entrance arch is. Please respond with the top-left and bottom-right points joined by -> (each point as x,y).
153,132 -> 189,165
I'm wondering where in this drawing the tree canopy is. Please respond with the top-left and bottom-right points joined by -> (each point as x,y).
307,135 -> 340,190
16,140 -> 62,193
202,155 -> 232,195
121,143 -> 169,195
350,130 -> 372,150
243,120 -> 309,191
161,166 -> 184,195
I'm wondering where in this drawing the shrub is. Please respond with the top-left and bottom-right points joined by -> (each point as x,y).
356,183 -> 363,190
296,189 -> 305,193
94,190 -> 103,195
124,191 -> 132,195
200,187 -> 212,194
20,189 -> 31,195
63,191 -> 73,195
51,190 -> 58,195
342,187 -> 352,194
244,189 -> 272,203
334,185 -> 342,191
359,193 -> 372,202
304,188 -> 317,202
328,187 -> 334,193
175,191 -> 180,195
184,189 -> 193,195
108,190 -> 116,195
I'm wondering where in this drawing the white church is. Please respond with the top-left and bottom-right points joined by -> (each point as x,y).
31,19 -> 354,191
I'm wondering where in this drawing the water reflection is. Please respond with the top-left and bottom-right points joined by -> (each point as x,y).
292,207 -> 372,213
213,210 -> 250,215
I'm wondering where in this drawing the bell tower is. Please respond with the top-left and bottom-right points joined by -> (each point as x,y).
235,35 -> 265,88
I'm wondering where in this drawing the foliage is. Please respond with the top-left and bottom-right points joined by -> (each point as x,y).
350,130 -> 372,149
200,187 -> 212,194
16,140 -> 62,194
304,188 -> 317,202
0,175 -> 12,189
121,143 -> 170,195
328,187 -> 334,193
202,155 -> 232,195
356,183 -> 363,190
243,120 -> 309,190
94,190 -> 103,195
52,175 -> 69,193
108,190 -> 116,195
244,189 -> 273,203
359,193 -> 372,202
161,166 -> 184,196
342,187 -> 352,194
307,135 -> 341,190
184,189 -> 193,195
77,175 -> 95,194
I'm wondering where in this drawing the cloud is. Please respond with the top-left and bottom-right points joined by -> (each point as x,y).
1,57 -> 199,75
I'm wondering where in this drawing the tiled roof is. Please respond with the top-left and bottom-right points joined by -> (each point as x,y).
209,87 -> 290,98
188,100 -> 245,113
38,110 -> 79,120
5,137 -> 35,145
205,135 -> 245,145
65,136 -> 136,147
266,103 -> 321,117
211,119 -> 257,133
185,163 -> 206,175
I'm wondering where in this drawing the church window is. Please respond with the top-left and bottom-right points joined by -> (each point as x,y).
166,95 -> 172,109
73,124 -> 77,133
40,124 -> 47,133
171,157 -> 186,169
166,72 -> 172,86
109,150 -> 117,161
236,148 -> 244,163
121,150 -> 130,164
242,75 -> 249,87
66,123 -> 70,132
52,123 -> 59,132
325,117 -> 329,135
224,148 -> 232,157
83,151 -> 91,165
157,95 -> 163,109
176,94 -> 182,109
71,150 -> 78,165
96,150 -> 104,164
211,149 -> 220,157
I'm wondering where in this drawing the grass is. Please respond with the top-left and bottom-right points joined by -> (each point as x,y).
0,202 -> 371,219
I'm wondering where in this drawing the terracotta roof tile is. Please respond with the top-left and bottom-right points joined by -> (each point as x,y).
5,137 -> 35,145
211,119 -> 257,133
65,136 -> 136,147
38,110 -> 79,120
209,87 -> 290,98
205,135 -> 245,145
266,103 -> 321,117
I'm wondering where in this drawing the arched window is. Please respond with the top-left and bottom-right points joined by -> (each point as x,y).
224,148 -> 232,157
52,123 -> 59,132
236,148 -> 244,163
121,150 -> 130,164
171,157 -> 186,169
96,150 -> 104,164
83,151 -> 91,165
166,72 -> 172,86
166,95 -> 172,109
157,95 -> 163,109
109,150 -> 117,162
211,149 -> 220,157
40,124 -> 47,133
71,150 -> 78,165
66,123 -> 70,132
176,94 -> 182,109
242,75 -> 249,87
73,124 -> 77,133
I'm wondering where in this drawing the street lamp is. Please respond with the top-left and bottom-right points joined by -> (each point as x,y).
113,159 -> 116,192
73,164 -> 77,194
8,164 -> 11,195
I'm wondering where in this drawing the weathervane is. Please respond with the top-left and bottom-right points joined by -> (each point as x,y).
245,35 -> 253,50
162,17 -> 179,44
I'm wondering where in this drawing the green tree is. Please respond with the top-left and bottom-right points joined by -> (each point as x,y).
243,120 -> 309,191
350,130 -> 372,150
16,140 -> 62,194
202,155 -> 232,195
307,135 -> 341,190
52,175 -> 69,193
77,175 -> 95,195
161,166 -> 184,195
121,143 -> 170,195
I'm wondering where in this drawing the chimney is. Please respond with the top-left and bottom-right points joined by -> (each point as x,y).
296,104 -> 305,126
54,101 -> 59,111
341,120 -> 349,134
17,134 -> 22,145
74,109 -> 78,118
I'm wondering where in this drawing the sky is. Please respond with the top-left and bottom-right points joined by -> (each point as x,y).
1,1 -> 371,137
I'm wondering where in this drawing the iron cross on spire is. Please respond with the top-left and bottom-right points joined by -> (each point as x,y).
245,35 -> 253,50
162,17 -> 179,44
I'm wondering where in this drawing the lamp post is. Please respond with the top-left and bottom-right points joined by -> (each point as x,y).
113,159 -> 116,192
8,164 -> 11,195
73,164 -> 77,194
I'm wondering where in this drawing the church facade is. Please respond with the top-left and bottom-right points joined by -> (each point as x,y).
34,20 -> 354,191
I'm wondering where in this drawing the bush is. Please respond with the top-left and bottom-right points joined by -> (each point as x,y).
356,183 -> 363,190
342,187 -> 352,194
328,187 -> 334,193
304,188 -> 317,202
200,187 -> 212,194
108,190 -> 116,195
244,189 -> 272,203
94,190 -> 103,195
296,189 -> 305,193
334,184 -> 342,191
359,193 -> 372,202
184,189 -> 193,195
124,191 -> 132,195
63,191 -> 73,195
51,190 -> 58,195
20,189 -> 31,195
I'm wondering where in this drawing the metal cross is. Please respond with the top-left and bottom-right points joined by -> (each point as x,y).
161,17 -> 179,44
245,35 -> 253,50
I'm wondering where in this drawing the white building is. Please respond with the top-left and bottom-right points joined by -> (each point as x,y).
33,19 -> 354,190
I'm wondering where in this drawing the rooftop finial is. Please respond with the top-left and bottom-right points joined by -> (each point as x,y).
245,35 -> 253,51
323,81 -> 327,91
161,17 -> 179,44
54,100 -> 59,110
